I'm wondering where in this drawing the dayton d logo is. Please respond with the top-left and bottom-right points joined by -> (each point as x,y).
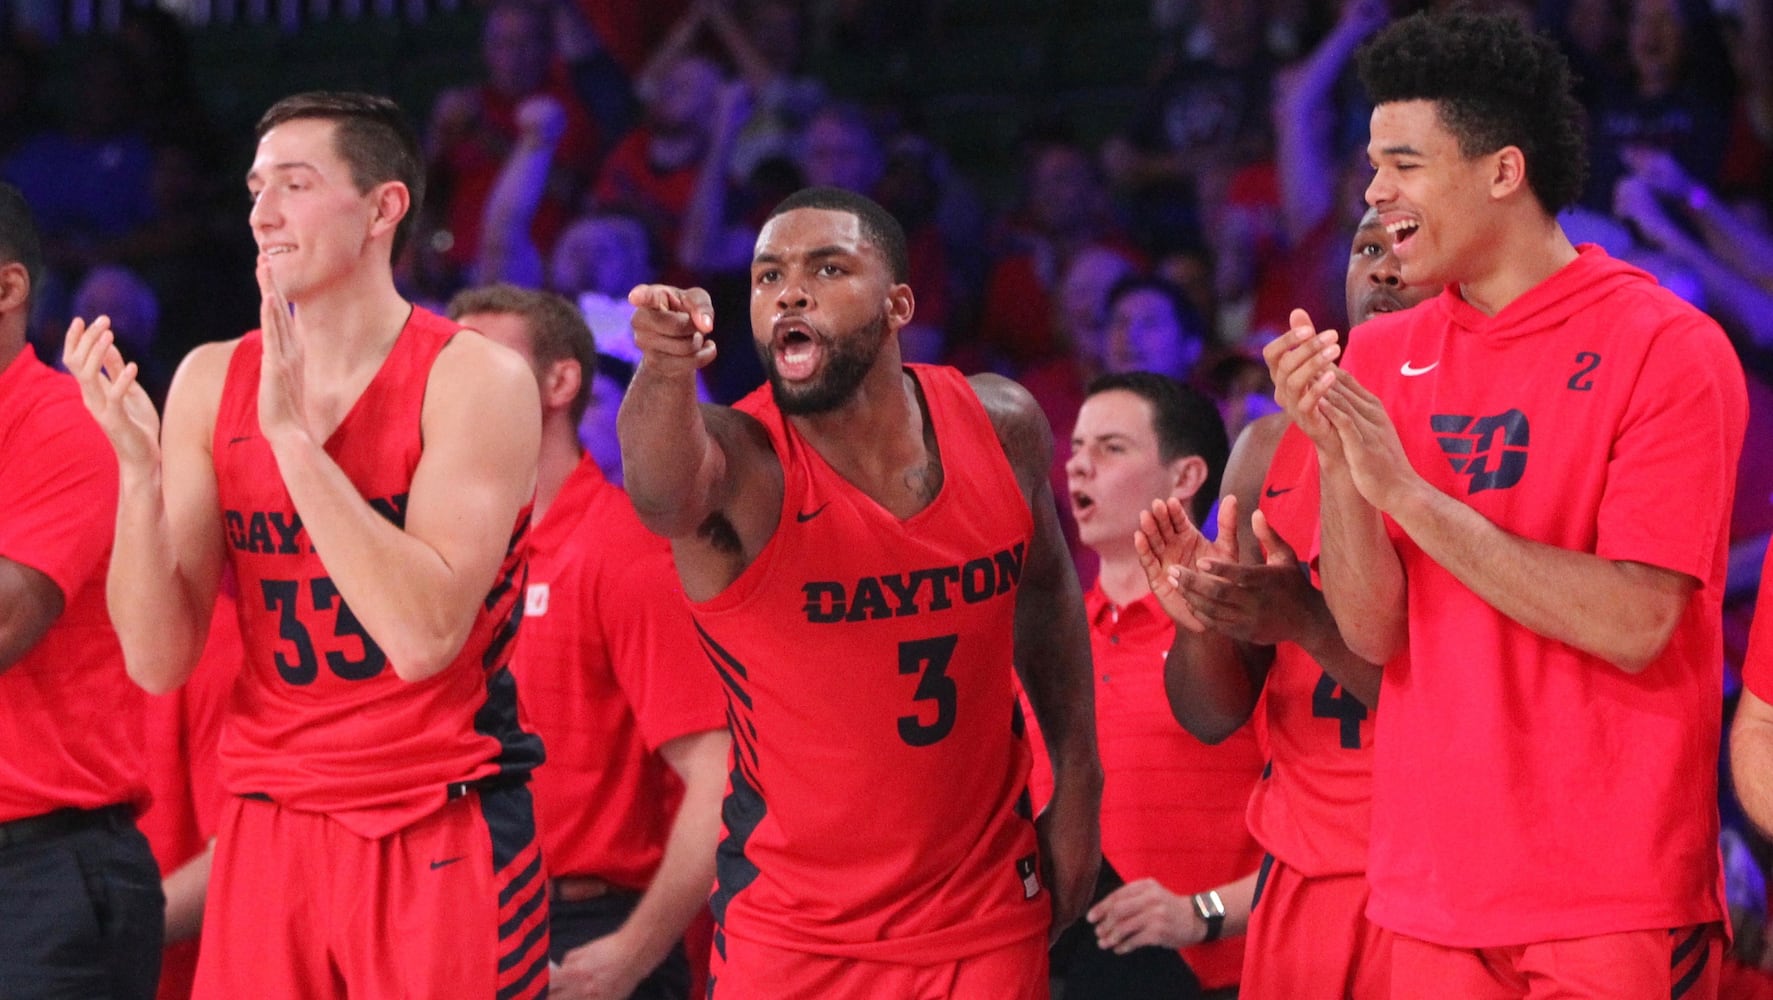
1430,410 -> 1529,494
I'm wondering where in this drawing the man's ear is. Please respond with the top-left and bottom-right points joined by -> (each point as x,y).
542,358 -> 583,414
0,261 -> 30,316
1168,453 -> 1209,507
368,181 -> 412,243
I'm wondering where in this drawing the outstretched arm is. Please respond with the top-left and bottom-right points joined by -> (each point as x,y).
617,285 -> 779,599
474,95 -> 566,289
976,373 -> 1102,938
65,316 -> 228,693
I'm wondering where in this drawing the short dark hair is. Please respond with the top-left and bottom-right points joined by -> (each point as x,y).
1085,371 -> 1229,524
447,283 -> 597,423
257,91 -> 426,259
1358,7 -> 1588,215
0,182 -> 42,294
765,186 -> 909,283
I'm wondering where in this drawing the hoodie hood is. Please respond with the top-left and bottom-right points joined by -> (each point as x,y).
1441,244 -> 1653,340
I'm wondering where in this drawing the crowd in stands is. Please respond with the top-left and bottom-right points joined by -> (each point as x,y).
7,0 -> 1773,986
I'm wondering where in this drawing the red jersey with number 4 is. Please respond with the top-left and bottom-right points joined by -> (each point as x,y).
211,307 -> 541,839
692,364 -> 1048,962
1343,246 -> 1741,946
516,455 -> 725,887
1245,423 -> 1375,878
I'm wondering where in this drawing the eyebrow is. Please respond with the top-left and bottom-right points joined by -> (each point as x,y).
1376,144 -> 1424,158
752,244 -> 857,267
245,161 -> 317,185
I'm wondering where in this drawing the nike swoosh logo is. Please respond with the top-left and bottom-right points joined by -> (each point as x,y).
795,503 -> 830,523
228,435 -> 253,445
430,857 -> 464,871
1400,360 -> 1439,376
1264,486 -> 1294,498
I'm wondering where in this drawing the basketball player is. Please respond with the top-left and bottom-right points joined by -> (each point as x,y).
618,186 -> 1102,998
1269,10 -> 1743,996
66,92 -> 550,998
1135,207 -> 1431,999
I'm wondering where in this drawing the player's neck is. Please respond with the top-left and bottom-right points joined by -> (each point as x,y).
790,361 -> 924,486
1093,549 -> 1148,608
0,324 -> 24,374
287,276 -> 412,373
533,417 -> 584,524
1455,214 -> 1579,317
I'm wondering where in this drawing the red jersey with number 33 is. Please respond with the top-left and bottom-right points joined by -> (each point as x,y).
693,364 -> 1048,962
211,307 -> 541,839
1245,422 -> 1375,878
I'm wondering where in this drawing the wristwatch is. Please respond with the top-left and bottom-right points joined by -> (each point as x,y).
1191,889 -> 1226,943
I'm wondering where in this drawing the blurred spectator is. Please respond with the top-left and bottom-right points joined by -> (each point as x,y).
977,133 -> 1140,369
3,43 -> 157,281
593,53 -> 726,280
1585,0 -> 1735,210
70,265 -> 165,401
1614,148 -> 1773,352
1248,0 -> 1390,342
1102,275 -> 1207,383
1717,0 -> 1773,214
1102,0 -> 1278,256
1057,246 -> 1140,380
428,0 -> 608,277
646,0 -> 825,183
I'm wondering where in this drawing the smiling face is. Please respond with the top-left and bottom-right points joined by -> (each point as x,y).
248,117 -> 387,300
1345,206 -> 1432,327
750,206 -> 907,415
1066,389 -> 1191,557
1364,99 -> 1500,292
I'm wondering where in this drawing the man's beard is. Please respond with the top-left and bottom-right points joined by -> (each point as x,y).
759,313 -> 889,416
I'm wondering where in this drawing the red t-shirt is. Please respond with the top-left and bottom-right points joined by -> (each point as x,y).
692,365 -> 1047,962
516,455 -> 724,888
1343,246 -> 1743,946
0,348 -> 143,824
212,308 -> 542,838
1026,586 -> 1265,990
1245,424 -> 1375,878
139,590 -> 242,1000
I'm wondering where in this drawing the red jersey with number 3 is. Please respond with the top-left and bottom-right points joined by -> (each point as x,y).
693,364 -> 1048,962
1245,423 -> 1376,878
211,307 -> 541,839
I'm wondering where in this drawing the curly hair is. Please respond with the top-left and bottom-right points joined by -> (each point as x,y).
1357,7 -> 1589,215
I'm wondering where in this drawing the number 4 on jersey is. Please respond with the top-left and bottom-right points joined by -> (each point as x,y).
1311,671 -> 1366,750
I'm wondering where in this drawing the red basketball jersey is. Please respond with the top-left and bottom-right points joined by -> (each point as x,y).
1244,424 -> 1376,878
211,307 -> 541,839
693,364 -> 1048,962
516,455 -> 724,887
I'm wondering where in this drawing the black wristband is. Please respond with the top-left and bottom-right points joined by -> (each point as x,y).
1191,890 -> 1226,943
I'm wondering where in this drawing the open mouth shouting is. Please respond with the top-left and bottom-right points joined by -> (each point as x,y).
1385,216 -> 1421,252
772,318 -> 824,382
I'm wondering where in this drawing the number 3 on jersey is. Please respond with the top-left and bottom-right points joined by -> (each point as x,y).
1311,671 -> 1366,750
898,634 -> 959,747
262,576 -> 388,685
